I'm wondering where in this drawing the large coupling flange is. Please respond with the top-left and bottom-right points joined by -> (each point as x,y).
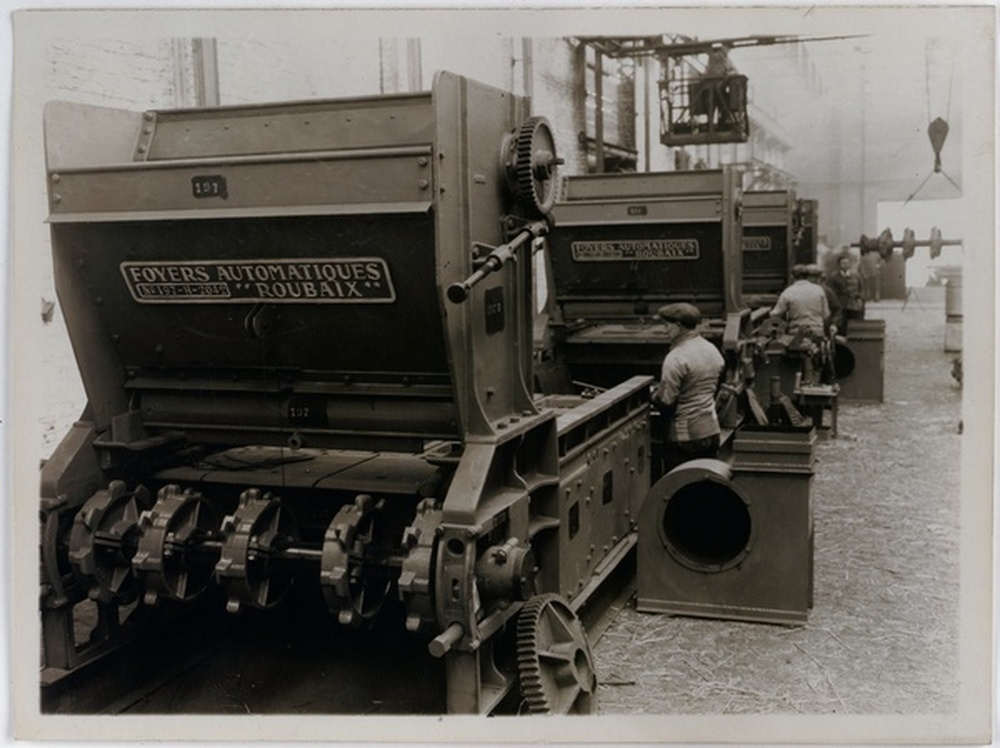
68,480 -> 151,605
215,488 -> 298,614
397,497 -> 443,634
320,494 -> 391,628
132,485 -> 219,606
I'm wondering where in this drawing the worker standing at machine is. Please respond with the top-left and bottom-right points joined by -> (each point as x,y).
829,253 -> 865,333
652,303 -> 725,474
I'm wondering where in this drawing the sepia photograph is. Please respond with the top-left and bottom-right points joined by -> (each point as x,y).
7,4 -> 996,745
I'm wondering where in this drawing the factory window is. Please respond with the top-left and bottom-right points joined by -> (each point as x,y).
580,43 -> 638,173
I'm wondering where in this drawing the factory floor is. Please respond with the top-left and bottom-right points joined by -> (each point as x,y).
594,287 -> 967,723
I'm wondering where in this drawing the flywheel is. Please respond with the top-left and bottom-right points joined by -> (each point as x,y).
502,116 -> 562,218
516,593 -> 598,714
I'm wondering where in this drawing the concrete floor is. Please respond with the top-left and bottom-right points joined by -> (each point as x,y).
592,290 -> 976,741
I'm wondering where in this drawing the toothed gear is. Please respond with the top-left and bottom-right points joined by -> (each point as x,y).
512,117 -> 560,217
516,594 -> 598,714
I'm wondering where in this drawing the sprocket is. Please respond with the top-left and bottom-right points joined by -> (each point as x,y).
503,116 -> 562,218
516,593 -> 598,714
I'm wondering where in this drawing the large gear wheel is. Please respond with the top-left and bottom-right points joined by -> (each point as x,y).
503,116 -> 562,218
516,594 -> 598,714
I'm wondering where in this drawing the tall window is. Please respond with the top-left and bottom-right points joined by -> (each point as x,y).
580,43 -> 637,173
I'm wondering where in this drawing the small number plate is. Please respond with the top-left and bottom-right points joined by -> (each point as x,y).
192,175 -> 228,199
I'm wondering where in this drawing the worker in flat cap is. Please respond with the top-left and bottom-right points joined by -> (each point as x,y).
653,302 -> 725,474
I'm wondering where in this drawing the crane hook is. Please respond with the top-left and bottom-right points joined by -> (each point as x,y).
927,117 -> 949,173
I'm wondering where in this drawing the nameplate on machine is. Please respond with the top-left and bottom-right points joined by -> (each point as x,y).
741,236 -> 773,251
570,239 -> 699,261
120,258 -> 397,304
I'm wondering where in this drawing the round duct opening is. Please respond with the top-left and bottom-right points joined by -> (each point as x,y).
662,480 -> 752,572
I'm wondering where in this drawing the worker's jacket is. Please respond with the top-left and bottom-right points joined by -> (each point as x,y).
770,279 -> 830,337
830,270 -> 865,312
654,331 -> 725,443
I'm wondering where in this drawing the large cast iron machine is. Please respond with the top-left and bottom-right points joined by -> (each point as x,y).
40,72 -> 651,714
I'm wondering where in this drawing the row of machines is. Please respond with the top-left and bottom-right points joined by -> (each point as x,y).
37,71 -> 875,715
536,168 -> 817,625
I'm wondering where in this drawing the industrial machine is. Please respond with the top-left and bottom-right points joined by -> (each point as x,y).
39,72 -> 653,715
537,168 -> 817,625
637,426 -> 815,625
538,167 -> 748,392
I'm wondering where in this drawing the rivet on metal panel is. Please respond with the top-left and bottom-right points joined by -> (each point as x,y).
137,146 -> 147,154
53,195 -> 62,204
418,180 -> 429,190
50,173 -> 60,183
143,127 -> 152,135
418,157 -> 428,167
143,112 -> 154,122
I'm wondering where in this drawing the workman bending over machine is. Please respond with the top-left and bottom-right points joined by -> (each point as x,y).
653,303 -> 725,475
769,264 -> 833,385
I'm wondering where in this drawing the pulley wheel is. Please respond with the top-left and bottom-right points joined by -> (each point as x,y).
516,594 -> 597,714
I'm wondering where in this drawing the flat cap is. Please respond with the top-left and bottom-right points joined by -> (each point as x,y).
806,263 -> 823,276
657,302 -> 701,329
791,264 -> 809,278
